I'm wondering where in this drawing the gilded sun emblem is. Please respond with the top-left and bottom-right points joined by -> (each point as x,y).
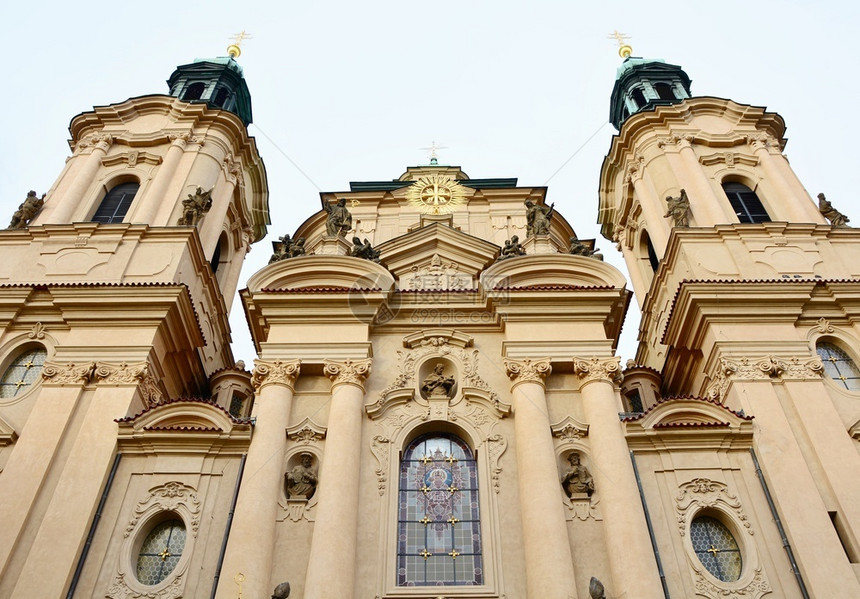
406,175 -> 467,215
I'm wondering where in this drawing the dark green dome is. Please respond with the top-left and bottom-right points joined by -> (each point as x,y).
167,56 -> 253,125
609,57 -> 692,130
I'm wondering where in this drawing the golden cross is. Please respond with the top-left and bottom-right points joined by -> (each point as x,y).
420,454 -> 432,464
707,545 -> 720,557
445,455 -> 458,464
420,548 -> 432,560
447,516 -> 460,525
158,547 -> 171,561
227,31 -> 253,58
829,356 -> 838,362
234,573 -> 246,599
839,376 -> 847,381
15,380 -> 26,389
23,360 -> 34,369
421,484 -> 431,494
419,141 -> 448,165
448,485 -> 459,494
419,515 -> 431,525
607,30 -> 633,58
448,549 -> 460,559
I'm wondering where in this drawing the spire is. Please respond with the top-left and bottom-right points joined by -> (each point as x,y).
608,54 -> 692,130
166,39 -> 254,125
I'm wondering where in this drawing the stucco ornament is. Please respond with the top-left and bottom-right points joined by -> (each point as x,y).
405,174 -> 467,215
95,361 -> 164,407
504,357 -> 552,387
402,253 -> 471,290
573,356 -> 622,385
27,321 -> 46,339
252,359 -> 300,390
324,358 -> 372,389
705,354 -> 823,401
41,361 -> 95,385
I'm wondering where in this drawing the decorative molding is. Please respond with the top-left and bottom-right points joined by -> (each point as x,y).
403,329 -> 474,349
370,434 -> 391,495
815,317 -> 835,333
286,418 -> 327,445
573,356 -> 622,385
324,358 -> 372,390
95,361 -> 164,408
657,133 -> 694,149
123,482 -> 201,538
693,567 -> 771,599
551,416 -> 589,442
486,433 -> 507,494
675,478 -> 751,537
76,132 -> 113,152
252,359 -> 300,390
624,154 -> 644,183
504,357 -> 552,387
565,495 -> 601,522
27,322 -> 46,339
41,361 -> 95,385
705,355 -> 824,401
106,572 -> 183,599
745,133 -> 779,151
401,253 -> 472,291
698,151 -> 758,169
101,151 -> 162,168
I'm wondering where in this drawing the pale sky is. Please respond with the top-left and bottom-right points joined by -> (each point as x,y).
2,1 -> 857,364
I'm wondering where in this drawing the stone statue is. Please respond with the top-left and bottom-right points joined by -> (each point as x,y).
177,186 -> 213,226
664,189 -> 690,227
497,235 -> 526,261
269,234 -> 307,264
350,236 -> 381,262
818,193 -> 850,227
324,198 -> 352,236
561,452 -> 594,498
285,453 -> 318,500
8,190 -> 45,229
589,577 -> 606,599
272,581 -> 291,599
421,363 -> 456,398
525,199 -> 554,236
568,235 -> 604,260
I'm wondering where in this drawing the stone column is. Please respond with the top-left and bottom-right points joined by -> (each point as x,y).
199,157 -> 240,257
673,136 -> 731,224
505,357 -> 577,598
748,134 -> 822,222
215,359 -> 300,599
131,133 -> 188,224
303,358 -> 371,599
574,356 -> 664,598
48,134 -> 113,223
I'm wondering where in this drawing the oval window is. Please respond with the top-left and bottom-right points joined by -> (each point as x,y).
136,519 -> 187,586
816,341 -> 860,391
690,515 -> 742,582
0,347 -> 47,399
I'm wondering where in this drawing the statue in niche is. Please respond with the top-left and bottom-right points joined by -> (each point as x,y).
421,363 -> 456,398
269,234 -> 306,264
561,452 -> 594,498
664,189 -> 690,227
8,190 -> 45,229
324,197 -> 352,236
285,453 -> 318,500
350,236 -> 381,262
497,235 -> 526,261
568,235 -> 604,260
177,186 -> 213,226
818,193 -> 850,227
525,199 -> 554,236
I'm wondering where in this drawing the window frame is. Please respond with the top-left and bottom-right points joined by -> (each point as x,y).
814,337 -> 860,393
91,181 -> 140,224
721,181 -> 770,224
0,342 -> 48,405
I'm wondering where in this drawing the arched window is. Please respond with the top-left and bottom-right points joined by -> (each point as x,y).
655,82 -> 675,101
182,82 -> 205,102
213,87 -> 232,108
631,88 -> 647,109
722,182 -> 770,224
0,347 -> 47,398
136,518 -> 187,586
690,515 -> 742,582
816,341 -> 860,391
398,434 -> 483,586
92,182 -> 139,224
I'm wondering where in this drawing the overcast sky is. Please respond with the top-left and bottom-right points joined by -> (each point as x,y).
2,1 -> 857,364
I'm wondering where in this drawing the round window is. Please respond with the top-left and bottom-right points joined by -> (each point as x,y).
690,515 -> 742,582
136,519 -> 187,586
0,348 -> 47,399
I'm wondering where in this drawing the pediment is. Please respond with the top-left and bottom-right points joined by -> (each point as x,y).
623,397 -> 753,449
376,223 -> 499,290
246,254 -> 396,293
117,398 -> 240,433
481,253 -> 628,289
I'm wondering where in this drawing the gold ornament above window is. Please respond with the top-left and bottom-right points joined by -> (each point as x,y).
406,175 -> 467,214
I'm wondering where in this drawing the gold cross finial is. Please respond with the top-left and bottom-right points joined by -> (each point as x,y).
707,545 -> 720,557
158,547 -> 171,561
607,30 -> 633,59
419,141 -> 448,166
448,548 -> 460,559
234,573 -> 246,598
227,31 -> 253,59
419,548 -> 432,560
420,454 -> 432,464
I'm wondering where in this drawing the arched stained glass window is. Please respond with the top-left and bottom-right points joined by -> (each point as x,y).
817,342 -> 860,391
398,434 -> 483,586
136,519 -> 186,586
690,515 -> 742,582
0,347 -> 47,398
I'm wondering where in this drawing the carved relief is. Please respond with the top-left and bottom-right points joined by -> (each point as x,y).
41,361 -> 95,385
657,133 -> 694,149
324,358 -> 372,390
815,317 -> 834,333
94,361 -> 164,408
705,355 -> 824,401
573,356 -> 622,385
504,357 -> 552,387
486,434 -> 507,494
27,322 -> 46,339
693,567 -> 772,599
402,253 -> 472,290
252,359 -> 300,390
286,418 -> 326,445
745,133 -> 779,151
675,478 -> 749,536
551,415 -> 589,443
370,434 -> 392,495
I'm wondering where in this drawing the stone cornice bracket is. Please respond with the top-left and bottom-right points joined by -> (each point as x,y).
504,357 -> 552,389
41,361 -> 95,386
573,356 -> 622,386
324,358 -> 372,391
252,359 -> 301,391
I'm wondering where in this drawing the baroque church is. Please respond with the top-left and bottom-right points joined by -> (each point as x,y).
0,41 -> 859,599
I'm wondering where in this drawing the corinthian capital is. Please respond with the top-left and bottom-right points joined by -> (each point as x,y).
324,358 -> 372,390
504,358 -> 552,388
573,356 -> 622,385
252,359 -> 301,390
41,361 -> 95,386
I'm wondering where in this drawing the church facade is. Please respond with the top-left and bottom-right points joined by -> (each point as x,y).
0,49 -> 858,599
